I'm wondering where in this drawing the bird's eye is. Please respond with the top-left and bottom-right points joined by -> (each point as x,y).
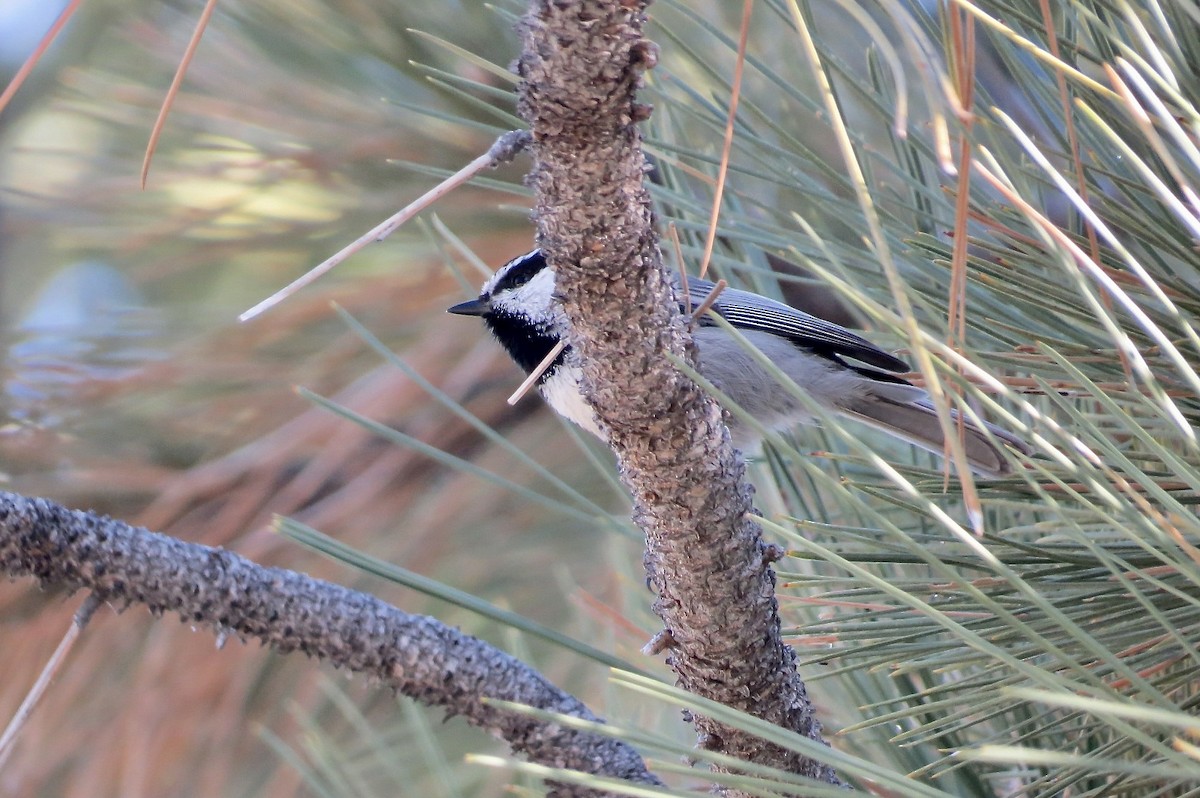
489,251 -> 547,293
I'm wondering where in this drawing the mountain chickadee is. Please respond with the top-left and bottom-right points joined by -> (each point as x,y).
448,249 -> 1027,475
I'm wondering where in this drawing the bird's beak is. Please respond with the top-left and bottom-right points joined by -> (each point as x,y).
448,298 -> 488,316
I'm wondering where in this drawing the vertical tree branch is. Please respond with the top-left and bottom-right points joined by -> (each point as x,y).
515,0 -> 840,784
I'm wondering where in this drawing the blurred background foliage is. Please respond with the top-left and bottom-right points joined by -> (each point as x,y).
0,1 -> 630,795
2,0 -> 1200,796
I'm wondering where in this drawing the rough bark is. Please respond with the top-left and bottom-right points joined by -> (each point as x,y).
0,491 -> 660,797
516,0 -> 840,785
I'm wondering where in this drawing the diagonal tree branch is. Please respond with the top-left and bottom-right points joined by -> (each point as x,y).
0,491 -> 660,797
515,0 -> 840,784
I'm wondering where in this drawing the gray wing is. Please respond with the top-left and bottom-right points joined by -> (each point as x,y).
684,275 -> 910,373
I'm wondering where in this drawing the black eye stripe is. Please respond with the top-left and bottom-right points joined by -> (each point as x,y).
490,250 -> 547,294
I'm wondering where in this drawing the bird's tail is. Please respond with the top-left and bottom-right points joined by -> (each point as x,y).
845,398 -> 1029,476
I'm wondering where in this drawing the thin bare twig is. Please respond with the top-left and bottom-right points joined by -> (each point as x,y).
667,223 -> 688,302
239,130 -> 531,322
0,0 -> 84,117
508,340 -> 567,405
0,594 -> 100,771
946,6 -> 983,528
697,0 -> 754,279
689,280 -> 727,323
141,0 -> 220,188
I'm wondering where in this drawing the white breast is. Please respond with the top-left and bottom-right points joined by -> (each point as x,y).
539,365 -> 606,439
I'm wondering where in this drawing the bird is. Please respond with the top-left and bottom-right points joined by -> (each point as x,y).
448,249 -> 1028,475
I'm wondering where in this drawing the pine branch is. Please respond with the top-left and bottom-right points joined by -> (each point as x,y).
0,491 -> 660,797
515,0 -> 839,785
